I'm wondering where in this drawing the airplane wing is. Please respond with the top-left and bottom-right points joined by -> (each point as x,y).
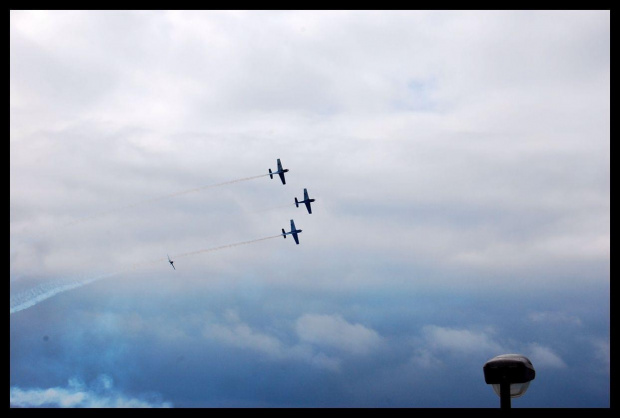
292,231 -> 299,245
290,219 -> 296,231
172,264 -> 176,270
305,201 -> 312,214
304,188 -> 309,200
278,172 -> 286,185
277,159 -> 283,171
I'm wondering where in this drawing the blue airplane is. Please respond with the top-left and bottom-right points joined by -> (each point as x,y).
281,219 -> 302,245
269,158 -> 289,185
295,188 -> 315,214
167,254 -> 175,270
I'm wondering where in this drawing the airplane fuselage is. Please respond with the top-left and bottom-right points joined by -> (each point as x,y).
282,229 -> 302,235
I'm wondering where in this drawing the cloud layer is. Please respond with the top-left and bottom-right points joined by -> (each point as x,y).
10,375 -> 172,408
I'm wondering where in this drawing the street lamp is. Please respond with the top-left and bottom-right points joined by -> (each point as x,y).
483,354 -> 535,408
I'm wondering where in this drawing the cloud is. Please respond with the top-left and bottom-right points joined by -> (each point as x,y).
420,325 -> 504,356
205,311 -> 383,363
10,375 -> 172,408
204,310 -> 284,357
526,343 -> 567,369
413,326 -> 569,371
10,10 -> 609,298
295,314 -> 382,355
203,310 -> 341,371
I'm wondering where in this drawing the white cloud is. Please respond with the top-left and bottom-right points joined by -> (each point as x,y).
203,310 -> 341,371
414,325 -> 569,371
204,319 -> 283,358
295,314 -> 382,355
10,375 -> 172,408
526,343 -> 567,369
421,325 -> 504,356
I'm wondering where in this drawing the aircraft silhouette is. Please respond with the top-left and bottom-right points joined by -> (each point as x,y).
281,219 -> 302,245
269,158 -> 289,185
295,188 -> 315,214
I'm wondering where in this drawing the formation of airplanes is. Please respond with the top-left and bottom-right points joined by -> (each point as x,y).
168,158 -> 314,268
269,159 -> 315,214
273,159 -> 314,245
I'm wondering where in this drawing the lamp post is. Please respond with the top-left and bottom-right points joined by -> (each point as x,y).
483,354 -> 535,408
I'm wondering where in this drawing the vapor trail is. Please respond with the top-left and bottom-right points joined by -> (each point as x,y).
67,173 -> 270,226
10,234 -> 282,315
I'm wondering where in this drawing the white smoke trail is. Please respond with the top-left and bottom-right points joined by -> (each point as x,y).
173,235 -> 282,259
10,272 -> 121,315
10,234 -> 283,315
67,173 -> 271,226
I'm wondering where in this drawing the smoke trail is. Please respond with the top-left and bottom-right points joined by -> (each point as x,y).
67,173 -> 271,226
10,234 -> 282,315
173,234 -> 282,259
10,272 -> 121,315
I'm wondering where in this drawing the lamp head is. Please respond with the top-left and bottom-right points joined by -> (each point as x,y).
483,354 -> 535,399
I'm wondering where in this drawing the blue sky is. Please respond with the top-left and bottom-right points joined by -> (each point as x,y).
10,10 -> 609,407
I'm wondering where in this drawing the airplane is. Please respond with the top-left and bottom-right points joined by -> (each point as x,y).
295,188 -> 315,214
281,219 -> 302,245
269,158 -> 289,185
168,254 -> 176,270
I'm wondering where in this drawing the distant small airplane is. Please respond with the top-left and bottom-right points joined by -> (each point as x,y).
269,158 -> 289,185
295,188 -> 315,214
281,219 -> 302,245
168,254 -> 176,270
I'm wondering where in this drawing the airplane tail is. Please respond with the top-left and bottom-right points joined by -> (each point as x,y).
269,169 -> 273,179
295,197 -> 299,207
282,228 -> 286,238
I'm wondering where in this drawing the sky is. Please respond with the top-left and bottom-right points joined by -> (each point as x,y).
10,10 -> 609,408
